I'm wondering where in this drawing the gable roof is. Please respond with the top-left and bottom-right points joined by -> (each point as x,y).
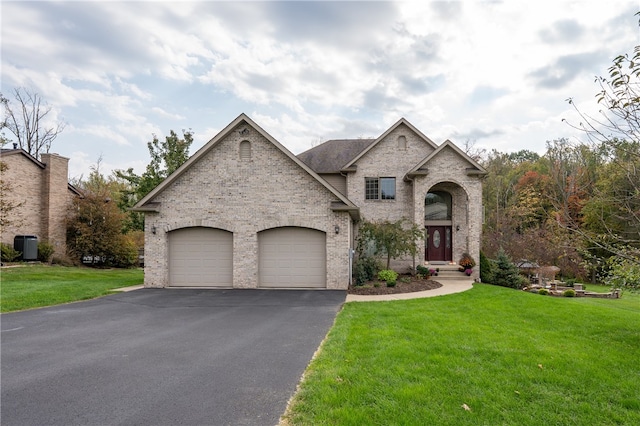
297,139 -> 375,174
341,118 -> 438,171
406,139 -> 487,179
132,113 -> 360,219
1,148 -> 45,169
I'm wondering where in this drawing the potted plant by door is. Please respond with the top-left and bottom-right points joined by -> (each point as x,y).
458,253 -> 476,274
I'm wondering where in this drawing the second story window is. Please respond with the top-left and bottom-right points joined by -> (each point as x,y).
365,177 -> 396,200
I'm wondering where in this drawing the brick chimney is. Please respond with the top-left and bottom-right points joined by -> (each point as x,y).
40,153 -> 70,254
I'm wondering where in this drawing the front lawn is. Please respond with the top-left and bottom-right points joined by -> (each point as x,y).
283,284 -> 640,425
0,265 -> 143,312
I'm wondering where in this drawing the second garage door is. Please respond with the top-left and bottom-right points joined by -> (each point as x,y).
258,227 -> 326,288
168,227 -> 233,287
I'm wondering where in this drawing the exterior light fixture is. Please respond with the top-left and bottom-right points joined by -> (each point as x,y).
335,225 -> 340,234
152,226 -> 157,235
456,225 -> 460,231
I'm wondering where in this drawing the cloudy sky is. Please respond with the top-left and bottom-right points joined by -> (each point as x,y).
2,1 -> 638,179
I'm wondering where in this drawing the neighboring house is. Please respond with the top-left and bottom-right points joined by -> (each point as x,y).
133,113 -> 486,289
0,147 -> 79,256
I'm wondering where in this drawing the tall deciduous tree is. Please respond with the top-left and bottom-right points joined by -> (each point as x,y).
1,87 -> 65,158
564,25 -> 640,269
67,161 -> 138,267
116,129 -> 193,231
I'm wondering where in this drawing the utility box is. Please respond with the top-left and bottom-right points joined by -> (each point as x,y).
14,235 -> 38,261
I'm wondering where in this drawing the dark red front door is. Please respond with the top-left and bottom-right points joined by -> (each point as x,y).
426,226 -> 452,262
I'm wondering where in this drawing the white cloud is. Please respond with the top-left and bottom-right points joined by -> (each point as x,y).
2,0 -> 638,179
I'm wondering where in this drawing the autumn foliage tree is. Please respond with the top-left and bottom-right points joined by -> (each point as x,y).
67,163 -> 138,267
116,129 -> 192,231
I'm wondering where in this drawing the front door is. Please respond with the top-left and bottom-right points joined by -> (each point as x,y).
426,226 -> 452,262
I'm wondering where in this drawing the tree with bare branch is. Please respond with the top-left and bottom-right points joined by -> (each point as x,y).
1,87 -> 66,158
561,15 -> 640,288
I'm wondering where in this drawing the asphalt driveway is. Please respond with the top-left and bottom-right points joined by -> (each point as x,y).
1,289 -> 346,426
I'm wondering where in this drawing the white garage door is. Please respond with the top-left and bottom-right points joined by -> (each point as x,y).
168,227 -> 233,287
259,227 -> 326,288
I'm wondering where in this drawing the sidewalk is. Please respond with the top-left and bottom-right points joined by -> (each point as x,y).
345,280 -> 474,302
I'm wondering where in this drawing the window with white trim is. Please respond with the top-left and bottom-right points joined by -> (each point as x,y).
365,177 -> 396,200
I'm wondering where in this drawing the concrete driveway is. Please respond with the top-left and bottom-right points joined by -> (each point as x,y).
1,289 -> 346,426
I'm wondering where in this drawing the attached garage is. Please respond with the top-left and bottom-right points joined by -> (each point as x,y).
168,227 -> 233,287
258,227 -> 326,288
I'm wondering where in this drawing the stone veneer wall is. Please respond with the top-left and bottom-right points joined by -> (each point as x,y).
143,122 -> 352,289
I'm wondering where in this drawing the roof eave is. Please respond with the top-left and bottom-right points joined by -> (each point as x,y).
339,165 -> 357,173
405,170 -> 429,181
331,202 -> 360,221
465,168 -> 488,176
130,202 -> 161,212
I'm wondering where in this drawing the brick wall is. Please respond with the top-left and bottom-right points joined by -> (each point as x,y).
0,151 -> 71,256
346,123 -> 436,223
143,122 -> 352,289
345,130 -> 483,278
41,153 -> 71,254
413,146 -> 483,279
1,153 -> 43,246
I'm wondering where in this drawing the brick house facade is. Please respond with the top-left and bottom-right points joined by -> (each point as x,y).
0,148 -> 79,255
134,114 -> 485,289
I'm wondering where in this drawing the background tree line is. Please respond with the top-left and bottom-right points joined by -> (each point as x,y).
478,37 -> 640,289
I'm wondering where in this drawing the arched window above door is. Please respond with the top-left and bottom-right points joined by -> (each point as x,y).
425,191 -> 452,220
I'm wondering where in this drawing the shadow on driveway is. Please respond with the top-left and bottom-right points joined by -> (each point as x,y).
1,289 -> 346,426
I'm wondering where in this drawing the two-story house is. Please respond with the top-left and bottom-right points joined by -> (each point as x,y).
133,113 -> 485,289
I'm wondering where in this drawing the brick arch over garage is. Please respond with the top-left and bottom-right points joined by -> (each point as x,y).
254,217 -> 328,234
163,219 -> 235,234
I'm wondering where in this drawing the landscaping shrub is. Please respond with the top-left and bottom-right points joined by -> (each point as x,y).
492,248 -> 527,289
538,288 -> 549,295
563,289 -> 576,297
109,235 -> 138,268
378,269 -> 398,287
1,243 -> 21,262
354,256 -> 380,286
416,265 -> 430,277
37,241 -> 55,263
479,250 -> 495,283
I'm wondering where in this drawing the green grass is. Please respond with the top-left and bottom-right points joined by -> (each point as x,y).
0,265 -> 143,312
284,284 -> 640,425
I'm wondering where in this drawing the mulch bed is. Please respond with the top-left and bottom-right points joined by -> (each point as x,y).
348,275 -> 443,295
